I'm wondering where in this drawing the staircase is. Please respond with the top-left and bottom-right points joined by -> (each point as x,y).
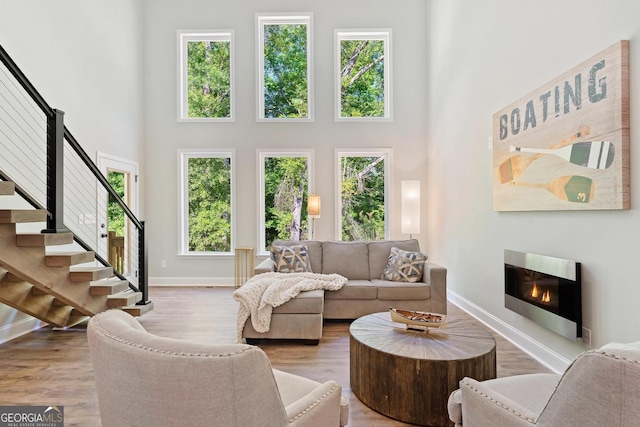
0,180 -> 153,327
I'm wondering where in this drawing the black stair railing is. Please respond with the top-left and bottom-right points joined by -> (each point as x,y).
0,44 -> 149,306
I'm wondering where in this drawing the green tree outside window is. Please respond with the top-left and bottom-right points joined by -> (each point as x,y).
107,171 -> 125,237
187,157 -> 232,252
340,156 -> 386,241
263,23 -> 308,119
340,39 -> 385,118
264,156 -> 309,250
187,40 -> 231,118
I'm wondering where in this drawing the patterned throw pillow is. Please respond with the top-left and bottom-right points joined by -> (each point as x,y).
380,247 -> 427,282
271,245 -> 312,273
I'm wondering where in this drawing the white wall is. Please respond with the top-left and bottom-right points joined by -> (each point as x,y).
143,0 -> 430,284
0,0 -> 145,165
0,0 -> 145,342
426,0 -> 640,367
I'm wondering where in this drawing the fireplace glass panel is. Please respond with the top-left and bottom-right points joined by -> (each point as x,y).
505,264 -> 579,323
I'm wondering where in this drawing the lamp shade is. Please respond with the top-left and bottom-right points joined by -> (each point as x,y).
401,181 -> 420,235
308,193 -> 321,218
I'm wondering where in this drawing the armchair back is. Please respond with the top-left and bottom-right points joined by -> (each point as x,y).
537,341 -> 640,425
87,310 -> 288,427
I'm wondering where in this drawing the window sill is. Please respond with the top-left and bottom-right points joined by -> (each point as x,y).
177,253 -> 234,259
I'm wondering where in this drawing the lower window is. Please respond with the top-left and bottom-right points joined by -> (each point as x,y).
258,150 -> 313,254
336,149 -> 391,241
179,150 -> 234,255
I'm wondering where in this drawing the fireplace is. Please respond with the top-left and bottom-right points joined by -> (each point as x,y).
504,250 -> 582,340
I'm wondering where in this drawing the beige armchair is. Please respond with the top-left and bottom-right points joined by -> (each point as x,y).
87,310 -> 349,427
448,341 -> 640,426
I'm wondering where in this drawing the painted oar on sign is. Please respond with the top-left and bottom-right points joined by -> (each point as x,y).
497,125 -> 590,184
510,141 -> 614,170
512,175 -> 594,203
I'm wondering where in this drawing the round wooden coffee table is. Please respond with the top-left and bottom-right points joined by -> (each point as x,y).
350,312 -> 496,426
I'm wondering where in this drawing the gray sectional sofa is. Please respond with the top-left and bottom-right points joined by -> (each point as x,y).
243,239 -> 447,343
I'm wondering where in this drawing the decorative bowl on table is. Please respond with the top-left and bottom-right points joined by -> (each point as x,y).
389,307 -> 446,332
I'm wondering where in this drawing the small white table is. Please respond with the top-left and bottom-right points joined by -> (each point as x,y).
234,247 -> 254,287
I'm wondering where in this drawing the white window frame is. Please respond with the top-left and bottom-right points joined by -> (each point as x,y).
177,30 -> 235,122
258,149 -> 315,255
335,148 -> 392,240
256,13 -> 314,122
334,29 -> 393,122
178,149 -> 236,256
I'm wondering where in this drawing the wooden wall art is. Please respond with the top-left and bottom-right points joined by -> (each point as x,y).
493,40 -> 629,211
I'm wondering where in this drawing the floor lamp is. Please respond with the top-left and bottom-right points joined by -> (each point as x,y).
308,193 -> 321,240
401,181 -> 420,238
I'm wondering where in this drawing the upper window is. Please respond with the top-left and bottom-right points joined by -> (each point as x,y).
335,30 -> 392,121
336,149 -> 392,241
256,14 -> 314,121
258,150 -> 313,254
178,30 -> 235,121
178,150 -> 235,255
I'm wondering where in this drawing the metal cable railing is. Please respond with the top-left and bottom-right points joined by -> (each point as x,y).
0,44 -> 148,304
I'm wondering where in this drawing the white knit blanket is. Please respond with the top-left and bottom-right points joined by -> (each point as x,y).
233,272 -> 347,343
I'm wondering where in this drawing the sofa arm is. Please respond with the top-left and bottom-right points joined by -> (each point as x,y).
423,261 -> 447,314
255,257 -> 275,275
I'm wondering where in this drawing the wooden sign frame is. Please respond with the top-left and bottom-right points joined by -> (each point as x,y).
493,41 -> 629,211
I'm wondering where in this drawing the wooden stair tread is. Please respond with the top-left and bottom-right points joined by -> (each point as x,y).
0,209 -> 47,224
122,301 -> 154,317
69,266 -> 113,282
107,291 -> 142,308
17,232 -> 74,247
45,251 -> 95,267
0,182 -> 15,195
90,279 -> 129,296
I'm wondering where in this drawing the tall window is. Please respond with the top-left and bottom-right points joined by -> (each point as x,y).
256,14 -> 314,121
336,149 -> 391,241
178,30 -> 234,121
258,150 -> 313,254
178,150 -> 235,255
335,30 -> 392,121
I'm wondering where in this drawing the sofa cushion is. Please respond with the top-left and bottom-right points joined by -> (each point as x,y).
272,290 -> 324,314
371,279 -> 431,300
271,244 -> 312,273
272,240 -> 323,273
322,241 -> 370,280
380,247 -> 427,282
324,280 -> 377,300
368,239 -> 421,280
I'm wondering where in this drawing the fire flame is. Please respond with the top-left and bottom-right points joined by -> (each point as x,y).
542,290 -> 551,303
530,283 -> 551,304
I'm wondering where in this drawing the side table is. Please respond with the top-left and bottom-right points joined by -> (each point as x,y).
234,247 -> 254,287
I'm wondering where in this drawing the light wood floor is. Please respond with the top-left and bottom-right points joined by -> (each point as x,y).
0,287 -> 551,427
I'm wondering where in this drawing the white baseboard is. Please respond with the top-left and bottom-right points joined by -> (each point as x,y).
448,290 -> 571,374
149,277 -> 234,287
0,316 -> 46,345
